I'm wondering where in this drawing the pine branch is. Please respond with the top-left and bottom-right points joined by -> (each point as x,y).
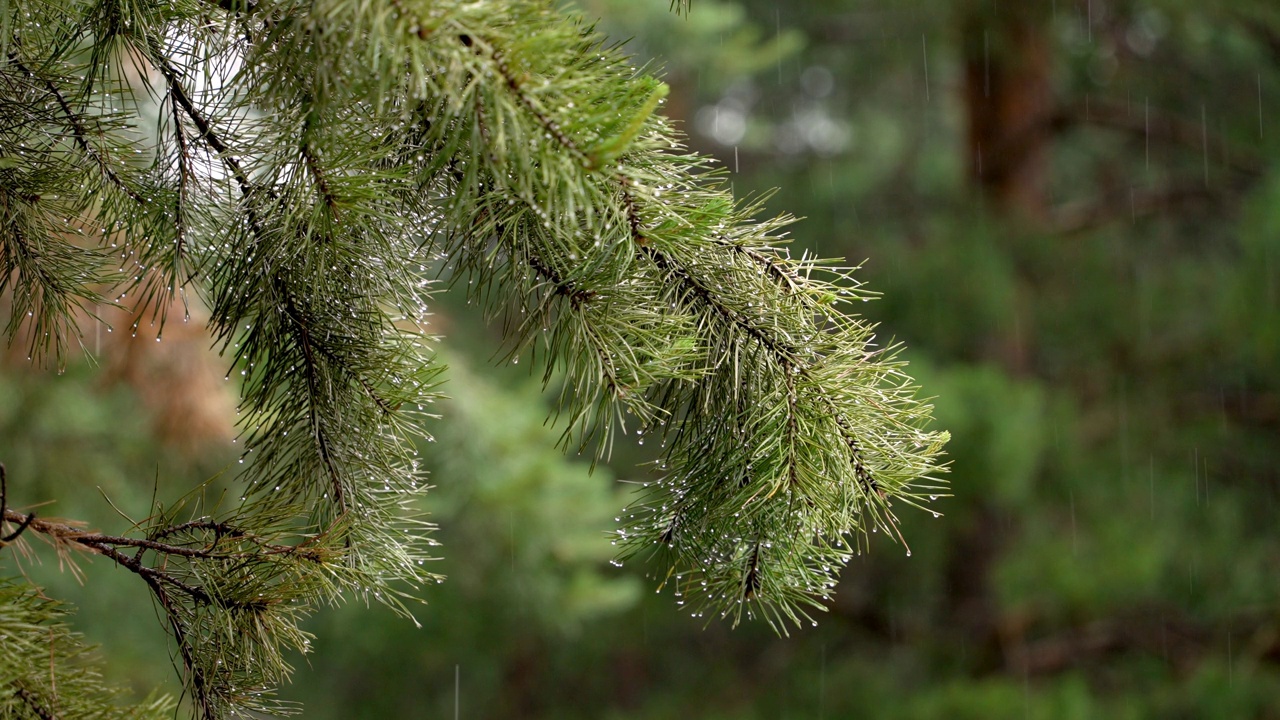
13,685 -> 58,720
149,46 -> 259,201
0,579 -> 176,720
379,1 -> 947,627
5,51 -> 144,205
0,508 -> 324,604
1,1 -> 947,712
472,29 -> 891,508
2,497 -> 329,718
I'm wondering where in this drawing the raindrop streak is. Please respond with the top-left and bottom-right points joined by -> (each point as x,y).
922,35 -> 930,102
1193,447 -> 1200,506
1069,490 -> 1077,556
1228,631 -> 1234,687
1201,103 -> 1209,187
1259,71 -> 1265,140
776,10 -> 782,84
454,665 -> 460,720
1149,455 -> 1155,521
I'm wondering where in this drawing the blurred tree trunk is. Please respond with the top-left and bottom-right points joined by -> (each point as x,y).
945,5 -> 1058,641
959,4 -> 1056,376
961,4 -> 1054,222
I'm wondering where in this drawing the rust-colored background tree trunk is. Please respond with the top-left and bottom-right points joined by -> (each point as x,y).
962,4 -> 1054,222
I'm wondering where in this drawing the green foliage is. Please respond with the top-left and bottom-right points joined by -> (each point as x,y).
423,354 -> 642,633
655,1 -> 1280,717
282,351 -> 644,717
0,0 -> 945,716
0,580 -> 175,719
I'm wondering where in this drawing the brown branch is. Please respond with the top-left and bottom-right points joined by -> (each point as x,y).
47,530 -> 218,559
7,53 -> 145,205
13,685 -> 57,720
147,518 -> 234,541
144,575 -> 217,720
301,141 -> 341,220
88,541 -> 211,603
3,509 -> 211,602
151,49 -> 257,199
146,518 -> 319,559
1051,182 -> 1226,235
1054,98 -> 1265,176
2,507 -> 317,603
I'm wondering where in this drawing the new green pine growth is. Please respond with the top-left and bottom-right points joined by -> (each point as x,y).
0,0 -> 947,714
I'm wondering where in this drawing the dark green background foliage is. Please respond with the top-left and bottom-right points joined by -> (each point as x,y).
3,0 -> 1279,717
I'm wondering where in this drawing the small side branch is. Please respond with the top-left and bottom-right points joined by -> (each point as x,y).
723,240 -> 804,292
7,52 -> 145,205
483,44 -> 588,164
523,249 -> 596,309
152,50 -> 257,199
144,575 -> 216,719
622,184 -> 881,496
3,508 -> 215,603
278,288 -> 348,510
301,143 -> 340,218
300,100 -> 341,219
1,506 -> 317,602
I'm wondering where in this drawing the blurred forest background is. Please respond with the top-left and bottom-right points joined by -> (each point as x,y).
2,0 -> 1279,717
